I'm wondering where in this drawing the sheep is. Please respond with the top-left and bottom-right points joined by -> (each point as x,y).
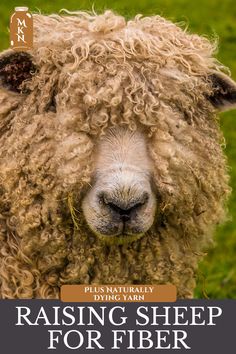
0,10 -> 235,299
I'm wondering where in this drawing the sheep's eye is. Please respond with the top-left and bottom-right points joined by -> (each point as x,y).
47,94 -> 57,113
0,52 -> 36,93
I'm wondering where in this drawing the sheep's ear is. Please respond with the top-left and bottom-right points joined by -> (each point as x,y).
208,72 -> 236,112
0,51 -> 36,93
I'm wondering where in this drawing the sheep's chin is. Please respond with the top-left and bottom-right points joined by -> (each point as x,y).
95,233 -> 145,245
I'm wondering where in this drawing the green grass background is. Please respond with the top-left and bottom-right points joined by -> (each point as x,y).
0,0 -> 235,298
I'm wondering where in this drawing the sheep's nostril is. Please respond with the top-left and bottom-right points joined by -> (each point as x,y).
101,191 -> 149,221
107,202 -> 132,219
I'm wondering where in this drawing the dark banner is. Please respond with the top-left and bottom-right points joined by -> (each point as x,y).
0,300 -> 235,353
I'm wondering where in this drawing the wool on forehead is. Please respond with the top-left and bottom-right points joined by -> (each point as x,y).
25,9 -> 221,133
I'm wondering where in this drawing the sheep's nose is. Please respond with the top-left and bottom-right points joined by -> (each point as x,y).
101,191 -> 149,222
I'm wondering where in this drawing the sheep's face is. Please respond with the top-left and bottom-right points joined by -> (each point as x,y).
82,127 -> 157,244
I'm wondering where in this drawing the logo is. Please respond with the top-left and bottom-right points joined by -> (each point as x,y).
10,7 -> 33,50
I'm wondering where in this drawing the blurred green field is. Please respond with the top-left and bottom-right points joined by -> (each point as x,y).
0,0 -> 236,298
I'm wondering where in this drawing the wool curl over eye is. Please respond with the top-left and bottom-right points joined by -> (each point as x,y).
0,10 -> 231,299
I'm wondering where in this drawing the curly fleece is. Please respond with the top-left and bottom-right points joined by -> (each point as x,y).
0,10 -> 231,298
